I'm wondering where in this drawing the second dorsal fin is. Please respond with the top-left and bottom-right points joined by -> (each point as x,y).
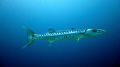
71,28 -> 75,30
48,28 -> 55,33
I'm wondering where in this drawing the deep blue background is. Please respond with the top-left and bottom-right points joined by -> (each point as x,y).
0,0 -> 120,67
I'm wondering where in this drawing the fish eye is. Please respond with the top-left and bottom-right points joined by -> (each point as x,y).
92,29 -> 97,32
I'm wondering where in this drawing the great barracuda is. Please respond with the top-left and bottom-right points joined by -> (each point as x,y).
23,26 -> 107,48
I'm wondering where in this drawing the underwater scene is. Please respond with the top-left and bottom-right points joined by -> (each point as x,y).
0,0 -> 120,67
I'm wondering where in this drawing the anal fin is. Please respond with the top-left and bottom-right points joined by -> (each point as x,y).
75,38 -> 80,42
48,40 -> 55,46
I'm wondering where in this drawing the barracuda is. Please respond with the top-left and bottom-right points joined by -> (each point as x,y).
23,26 -> 107,48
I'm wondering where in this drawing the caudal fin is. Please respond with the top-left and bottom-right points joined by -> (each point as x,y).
23,26 -> 35,48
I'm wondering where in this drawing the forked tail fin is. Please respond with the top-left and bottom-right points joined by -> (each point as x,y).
23,26 -> 35,48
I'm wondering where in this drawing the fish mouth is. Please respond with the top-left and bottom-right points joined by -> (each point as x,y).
104,30 -> 107,33
102,30 -> 107,33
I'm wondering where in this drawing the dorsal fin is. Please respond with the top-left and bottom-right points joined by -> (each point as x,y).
71,28 -> 75,30
48,28 -> 55,33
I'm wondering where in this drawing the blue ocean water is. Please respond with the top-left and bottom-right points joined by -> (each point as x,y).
0,0 -> 120,67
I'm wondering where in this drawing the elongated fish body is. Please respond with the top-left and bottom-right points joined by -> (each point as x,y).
33,29 -> 86,40
23,26 -> 107,48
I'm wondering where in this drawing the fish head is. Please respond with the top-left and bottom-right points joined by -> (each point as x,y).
85,29 -> 107,37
